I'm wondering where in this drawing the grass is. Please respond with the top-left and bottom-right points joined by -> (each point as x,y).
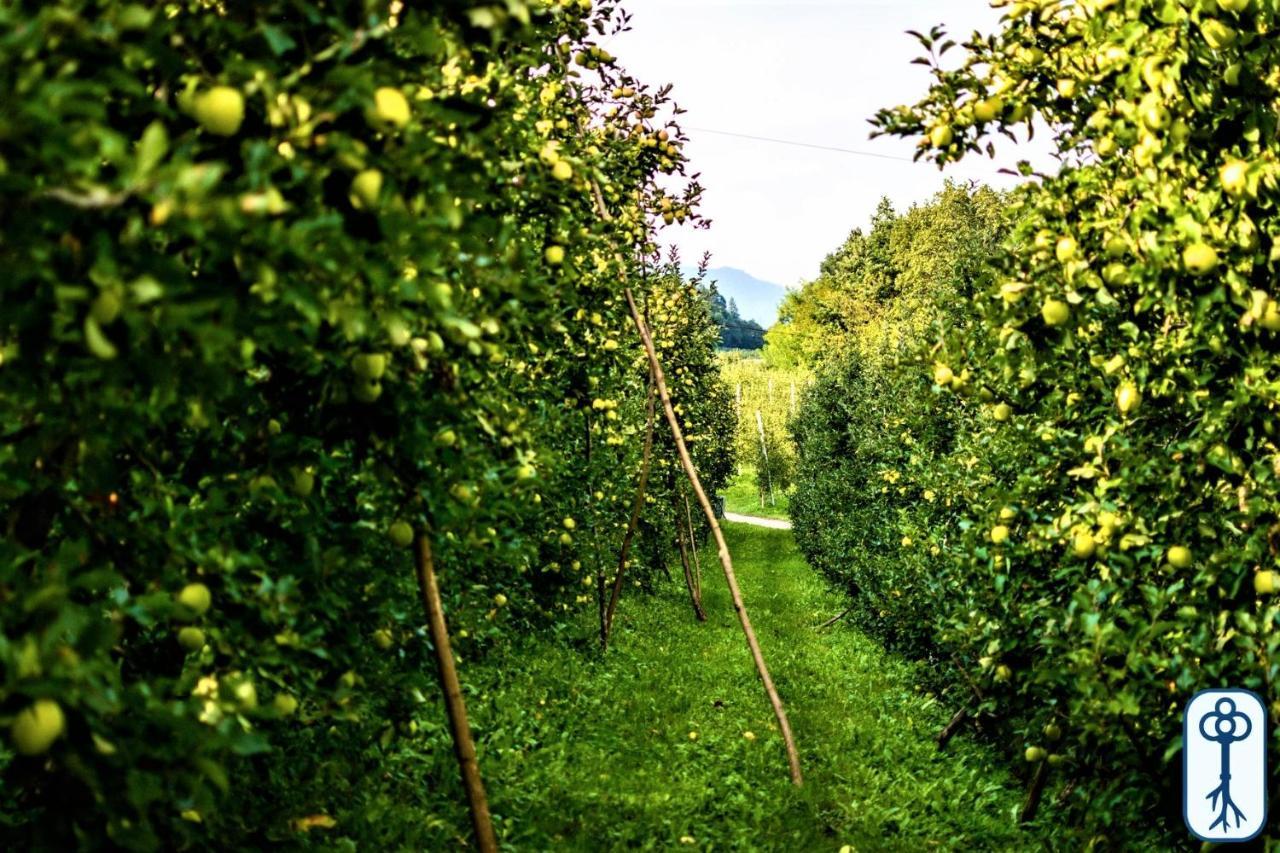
722,467 -> 791,521
418,523 -> 1037,850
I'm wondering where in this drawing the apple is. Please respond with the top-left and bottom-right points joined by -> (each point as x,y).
1025,746 -> 1047,762
350,169 -> 384,209
353,378 -> 382,403
551,160 -> 573,181
388,521 -> 414,548
352,353 -> 387,381
366,86 -> 411,129
933,363 -> 954,386
1043,723 -> 1062,741
563,517 -> 577,530
974,97 -> 1004,123
1055,236 -> 1078,263
990,525 -> 1009,545
1255,571 -> 1276,595
1072,531 -> 1096,559
193,86 -> 245,136
1220,159 -> 1248,197
1047,753 -> 1066,767
1183,243 -> 1219,275
1219,0 -> 1250,12
1166,546 -> 1192,569
1102,262 -> 1128,286
273,694 -> 299,716
493,593 -> 508,606
1115,382 -> 1141,415
373,628 -> 394,650
1104,235 -> 1127,258
992,403 -> 1012,422
434,429 -> 458,448
994,664 -> 1012,682
545,245 -> 566,266
1041,299 -> 1070,326
11,700 -> 65,755
999,506 -> 1017,521
292,469 -> 315,498
177,583 -> 212,617
178,626 -> 206,651
930,124 -> 954,148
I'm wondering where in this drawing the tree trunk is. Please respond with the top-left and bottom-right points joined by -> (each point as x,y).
413,534 -> 498,853
936,707 -> 968,750
602,374 -> 656,647
625,287 -> 804,787
1020,760 -> 1050,823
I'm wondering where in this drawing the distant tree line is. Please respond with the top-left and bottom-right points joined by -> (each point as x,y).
701,285 -> 765,350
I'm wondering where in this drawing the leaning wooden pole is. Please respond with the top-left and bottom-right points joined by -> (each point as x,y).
675,516 -> 707,622
624,287 -> 804,786
414,533 -> 499,853
602,374 -> 657,647
682,491 -> 702,601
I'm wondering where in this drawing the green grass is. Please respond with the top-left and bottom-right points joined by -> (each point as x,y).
722,467 -> 791,520
419,524 -> 1036,850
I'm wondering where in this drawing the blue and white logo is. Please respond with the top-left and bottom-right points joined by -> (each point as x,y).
1184,689 -> 1267,842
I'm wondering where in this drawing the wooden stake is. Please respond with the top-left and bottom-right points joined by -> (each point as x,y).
815,605 -> 853,630
675,516 -> 706,621
625,287 -> 804,786
602,374 -> 656,647
413,534 -> 498,853
682,491 -> 702,601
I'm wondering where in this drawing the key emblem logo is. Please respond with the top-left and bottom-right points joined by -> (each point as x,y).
1184,689 -> 1267,842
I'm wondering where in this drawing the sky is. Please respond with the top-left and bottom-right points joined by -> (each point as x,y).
607,0 -> 1057,287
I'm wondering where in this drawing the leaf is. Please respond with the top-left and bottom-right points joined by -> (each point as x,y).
135,121 -> 168,177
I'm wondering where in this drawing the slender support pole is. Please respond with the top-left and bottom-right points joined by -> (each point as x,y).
603,373 -> 657,647
625,287 -> 804,786
815,605 -> 854,630
414,534 -> 499,853
682,491 -> 702,601
675,516 -> 706,621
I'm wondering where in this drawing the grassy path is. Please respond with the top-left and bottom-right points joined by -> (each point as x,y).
425,523 -> 1032,850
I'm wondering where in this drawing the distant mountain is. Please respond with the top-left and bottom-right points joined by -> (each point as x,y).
686,266 -> 787,328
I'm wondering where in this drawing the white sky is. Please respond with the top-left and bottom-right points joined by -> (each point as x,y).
609,0 -> 1057,287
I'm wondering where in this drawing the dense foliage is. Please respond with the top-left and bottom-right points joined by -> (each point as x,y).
790,0 -> 1280,842
718,353 -> 807,509
0,1 -> 731,847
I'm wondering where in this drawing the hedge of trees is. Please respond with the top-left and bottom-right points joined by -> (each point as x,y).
0,1 -> 733,848
788,0 -> 1280,842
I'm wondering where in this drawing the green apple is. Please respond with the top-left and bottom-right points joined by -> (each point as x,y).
1025,746 -> 1047,763
930,124 -> 954,148
1072,531 -> 1096,559
1116,382 -> 1141,415
990,525 -> 1009,545
177,583 -> 212,617
1220,159 -> 1248,197
388,521 -> 414,548
178,626 -> 206,651
366,86 -> 411,129
1055,236 -> 1078,263
350,169 -> 384,209
545,245 -> 565,266
11,700 -> 65,755
193,86 -> 245,136
1042,299 -> 1070,326
1183,243 -> 1219,275
292,469 -> 315,498
1166,546 -> 1192,569
992,403 -> 1012,422
352,378 -> 382,403
352,353 -> 387,381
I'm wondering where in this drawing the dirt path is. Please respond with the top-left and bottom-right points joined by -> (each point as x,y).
723,511 -> 792,530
